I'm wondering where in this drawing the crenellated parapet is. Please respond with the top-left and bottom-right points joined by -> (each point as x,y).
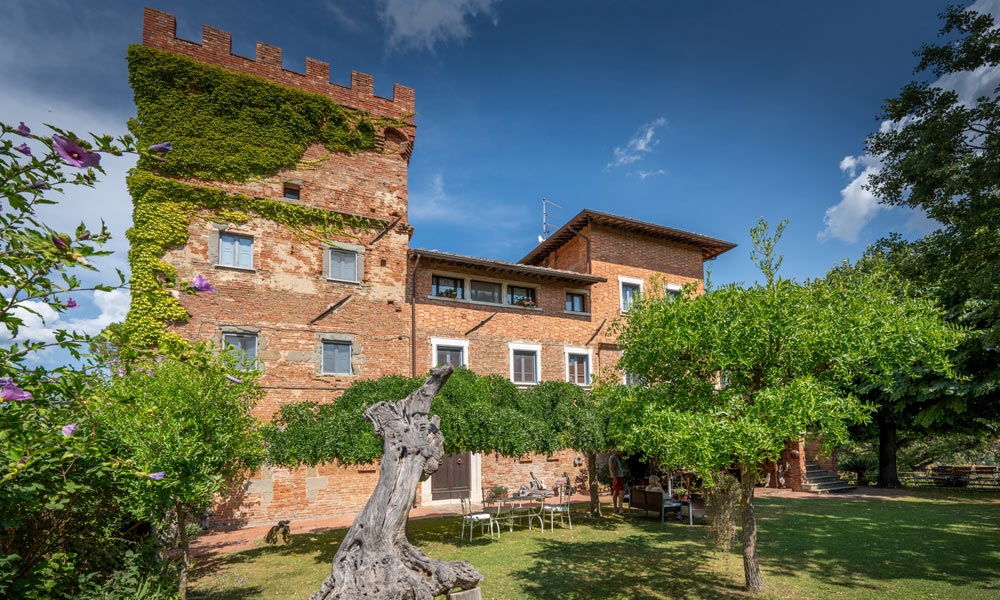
141,6 -> 415,122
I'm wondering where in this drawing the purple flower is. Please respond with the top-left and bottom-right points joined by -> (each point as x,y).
225,375 -> 242,384
145,369 -> 155,377
191,274 -> 215,293
150,142 -> 172,153
79,232 -> 90,240
15,143 -> 31,156
16,122 -> 30,136
155,156 -> 167,162
53,236 -> 67,249
18,457 -> 26,464
52,135 -> 100,169
61,423 -> 77,437
117,367 -> 126,377
65,298 -> 79,308
30,179 -> 48,190
149,472 -> 165,481
1,379 -> 32,402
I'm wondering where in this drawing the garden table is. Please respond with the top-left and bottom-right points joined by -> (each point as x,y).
482,494 -> 547,532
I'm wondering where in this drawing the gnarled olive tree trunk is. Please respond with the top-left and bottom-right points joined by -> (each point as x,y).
311,365 -> 483,600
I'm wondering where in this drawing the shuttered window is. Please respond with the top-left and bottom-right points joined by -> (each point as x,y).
219,234 -> 253,269
512,350 -> 538,384
322,341 -> 352,374
329,249 -> 358,282
222,333 -> 257,369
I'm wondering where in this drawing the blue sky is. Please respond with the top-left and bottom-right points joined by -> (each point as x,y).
3,0 -> 999,353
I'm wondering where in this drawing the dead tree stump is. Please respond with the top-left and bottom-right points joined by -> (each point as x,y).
311,365 -> 483,600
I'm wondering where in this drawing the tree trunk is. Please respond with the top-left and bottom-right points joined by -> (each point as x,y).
176,503 -> 190,600
876,411 -> 902,488
311,366 -> 482,600
740,462 -> 764,594
587,452 -> 602,518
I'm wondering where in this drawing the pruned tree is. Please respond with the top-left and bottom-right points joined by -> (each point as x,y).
310,365 -> 482,600
608,218 -> 959,593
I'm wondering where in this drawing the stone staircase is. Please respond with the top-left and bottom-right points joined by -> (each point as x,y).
801,463 -> 855,494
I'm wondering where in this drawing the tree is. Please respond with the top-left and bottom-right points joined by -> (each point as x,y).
94,352 -> 265,600
310,366 -> 482,600
859,6 -> 1000,485
524,381 -> 611,517
608,218 -> 958,593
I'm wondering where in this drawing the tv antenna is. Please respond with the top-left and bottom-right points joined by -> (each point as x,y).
539,198 -> 562,243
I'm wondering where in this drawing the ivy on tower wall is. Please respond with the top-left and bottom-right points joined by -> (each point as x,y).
124,45 -> 398,349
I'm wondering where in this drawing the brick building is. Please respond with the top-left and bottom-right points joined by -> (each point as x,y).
136,8 -> 748,528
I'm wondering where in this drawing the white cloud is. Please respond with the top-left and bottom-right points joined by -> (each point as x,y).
633,168 -> 666,180
376,0 -> 500,51
607,117 -> 666,169
0,289 -> 129,346
324,1 -> 365,32
819,1 -> 1000,243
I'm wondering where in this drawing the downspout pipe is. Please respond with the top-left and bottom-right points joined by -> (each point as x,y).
410,254 -> 421,377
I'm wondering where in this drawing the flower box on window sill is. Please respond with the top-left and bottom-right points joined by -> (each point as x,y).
513,299 -> 536,308
435,290 -> 459,299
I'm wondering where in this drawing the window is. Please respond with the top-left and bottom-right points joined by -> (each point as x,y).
470,280 -> 501,304
283,184 -> 300,200
620,277 -> 643,312
222,333 -> 257,369
507,285 -> 536,308
566,292 -> 586,313
432,275 -> 464,299
435,346 -> 464,367
322,341 -> 352,374
624,372 -> 645,386
567,352 -> 590,385
664,283 -> 682,302
328,249 -> 358,282
219,234 -> 253,269
431,337 -> 469,368
511,350 -> 538,384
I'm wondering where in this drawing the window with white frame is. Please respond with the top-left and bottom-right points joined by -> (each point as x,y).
509,343 -> 540,385
321,340 -> 352,374
219,233 -> 253,269
222,333 -> 257,369
565,349 -> 590,386
431,337 -> 469,368
328,249 -> 358,282
619,276 -> 643,312
664,283 -> 682,302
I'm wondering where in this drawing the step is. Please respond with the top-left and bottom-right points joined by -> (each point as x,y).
802,480 -> 855,492
804,474 -> 841,484
810,485 -> 856,494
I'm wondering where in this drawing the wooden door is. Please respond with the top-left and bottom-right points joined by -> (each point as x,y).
431,452 -> 471,500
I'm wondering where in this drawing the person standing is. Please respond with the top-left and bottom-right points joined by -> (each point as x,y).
609,451 -> 626,514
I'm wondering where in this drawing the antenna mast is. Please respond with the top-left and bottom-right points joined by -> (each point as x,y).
541,198 -> 562,240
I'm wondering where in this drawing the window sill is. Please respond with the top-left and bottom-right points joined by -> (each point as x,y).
318,372 -> 356,377
562,310 -> 591,317
513,381 -> 539,387
427,295 -> 542,312
326,278 -> 361,285
214,264 -> 257,273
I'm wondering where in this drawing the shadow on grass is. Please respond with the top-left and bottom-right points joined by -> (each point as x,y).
754,494 -> 1000,592
511,517 -> 743,600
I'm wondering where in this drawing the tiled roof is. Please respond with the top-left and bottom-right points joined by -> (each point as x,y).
520,209 -> 737,265
410,248 -> 606,284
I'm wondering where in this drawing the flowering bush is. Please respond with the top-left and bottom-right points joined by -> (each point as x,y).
0,119 -> 180,598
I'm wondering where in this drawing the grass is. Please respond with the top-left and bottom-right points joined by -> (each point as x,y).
189,490 -> 1000,599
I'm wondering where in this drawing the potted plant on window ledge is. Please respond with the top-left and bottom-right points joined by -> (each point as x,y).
436,289 -> 458,299
513,297 -> 536,308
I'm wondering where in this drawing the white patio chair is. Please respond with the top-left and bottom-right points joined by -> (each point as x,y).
542,477 -> 573,531
460,497 -> 498,542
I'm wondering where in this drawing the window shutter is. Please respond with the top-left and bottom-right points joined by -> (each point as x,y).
208,231 -> 220,264
336,343 -> 352,374
220,235 -> 235,266
237,238 -> 253,269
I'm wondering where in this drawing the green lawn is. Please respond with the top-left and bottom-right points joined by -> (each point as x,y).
190,490 -> 1000,599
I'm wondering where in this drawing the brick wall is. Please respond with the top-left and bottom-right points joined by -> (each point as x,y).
138,8 -> 723,529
